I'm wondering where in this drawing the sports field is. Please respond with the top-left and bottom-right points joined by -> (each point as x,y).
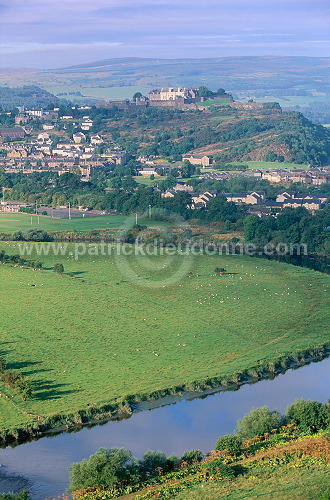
0,243 -> 329,432
0,213 -> 166,233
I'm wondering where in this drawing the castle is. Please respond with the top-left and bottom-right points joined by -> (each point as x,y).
148,87 -> 199,101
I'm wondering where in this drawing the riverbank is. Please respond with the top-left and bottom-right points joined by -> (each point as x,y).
1,355 -> 330,500
0,246 -> 329,447
1,343 -> 330,448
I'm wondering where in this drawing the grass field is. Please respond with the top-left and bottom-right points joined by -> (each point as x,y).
0,242 -> 329,433
42,85 -> 154,102
244,161 -> 309,170
200,98 -> 233,106
0,213 -> 168,233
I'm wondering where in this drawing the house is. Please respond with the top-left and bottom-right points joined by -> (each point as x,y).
7,148 -> 28,159
182,154 -> 210,167
90,135 -> 103,145
276,191 -> 328,204
276,191 -> 296,203
283,197 -> 322,211
81,119 -> 93,131
42,124 -> 55,131
73,132 -> 86,144
191,190 -> 218,208
162,190 -> 176,198
139,168 -> 160,176
15,114 -> 30,125
0,202 -> 33,213
173,183 -> 194,192
222,191 -> 265,205
37,132 -> 50,143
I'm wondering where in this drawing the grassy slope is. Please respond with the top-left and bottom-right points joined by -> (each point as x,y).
74,434 -> 330,499
169,465 -> 330,500
0,244 -> 329,431
173,435 -> 330,500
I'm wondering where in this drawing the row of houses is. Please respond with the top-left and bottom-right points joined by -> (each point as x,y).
254,168 -> 330,186
162,185 -> 329,213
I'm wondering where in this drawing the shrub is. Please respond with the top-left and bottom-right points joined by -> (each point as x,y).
180,449 -> 203,464
286,399 -> 329,433
0,492 -> 29,500
215,434 -> 242,455
202,459 -> 235,478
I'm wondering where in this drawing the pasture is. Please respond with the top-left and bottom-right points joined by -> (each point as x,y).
0,242 -> 329,432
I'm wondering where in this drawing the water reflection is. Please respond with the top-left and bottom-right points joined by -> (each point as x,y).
0,357 -> 329,499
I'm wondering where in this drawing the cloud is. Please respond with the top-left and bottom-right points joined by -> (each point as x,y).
0,0 -> 329,67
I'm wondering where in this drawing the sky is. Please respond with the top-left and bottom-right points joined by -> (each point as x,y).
0,0 -> 329,69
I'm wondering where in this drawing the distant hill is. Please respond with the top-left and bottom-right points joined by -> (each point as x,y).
0,85 -> 65,110
1,56 -> 330,94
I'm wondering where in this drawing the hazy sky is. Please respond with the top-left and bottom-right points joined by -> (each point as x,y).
1,0 -> 329,69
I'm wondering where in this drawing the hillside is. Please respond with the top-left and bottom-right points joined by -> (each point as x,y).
0,85 -> 65,110
96,103 -> 330,166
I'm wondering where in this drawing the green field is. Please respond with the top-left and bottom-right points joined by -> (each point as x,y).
0,213 -> 167,233
200,98 -> 233,106
0,242 -> 329,432
42,85 -> 154,102
245,161 -> 309,170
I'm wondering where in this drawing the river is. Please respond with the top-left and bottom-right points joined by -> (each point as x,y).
0,356 -> 329,499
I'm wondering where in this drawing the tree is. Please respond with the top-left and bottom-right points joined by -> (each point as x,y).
181,160 -> 195,178
69,447 -> 135,491
139,450 -> 168,477
214,267 -> 226,275
198,86 -> 214,98
235,406 -> 285,440
23,229 -> 52,242
215,435 -> 242,455
133,92 -> 142,100
53,263 -> 64,274
180,449 -> 203,464
286,399 -> 329,433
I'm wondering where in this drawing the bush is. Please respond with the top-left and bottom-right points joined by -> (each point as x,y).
202,459 -> 235,478
235,406 -> 285,440
0,492 -> 29,500
68,447 -> 135,492
23,229 -> 52,242
53,263 -> 64,273
286,399 -> 329,433
215,434 -> 242,455
214,267 -> 226,275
